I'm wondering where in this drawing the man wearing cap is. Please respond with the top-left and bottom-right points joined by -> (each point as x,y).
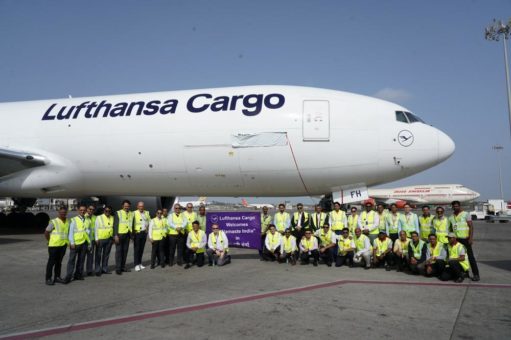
358,202 -> 380,244
373,232 -> 393,271
315,223 -> 337,267
440,233 -> 471,283
263,224 -> 282,261
408,231 -> 427,275
336,228 -> 355,267
423,234 -> 447,277
393,230 -> 410,272
353,227 -> 372,269
279,229 -> 298,265
449,201 -> 480,281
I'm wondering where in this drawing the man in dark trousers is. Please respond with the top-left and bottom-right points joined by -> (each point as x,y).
113,200 -> 133,275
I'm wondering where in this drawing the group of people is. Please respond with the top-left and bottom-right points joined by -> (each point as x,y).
259,201 -> 480,283
44,200 -> 230,285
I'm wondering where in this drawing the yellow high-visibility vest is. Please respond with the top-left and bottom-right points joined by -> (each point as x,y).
433,217 -> 449,244
374,238 -> 392,256
319,230 -> 334,246
134,210 -> 150,232
448,242 -> 470,271
283,235 -> 297,253
410,240 -> 425,259
117,210 -> 133,234
210,231 -> 229,252
337,237 -> 353,255
72,216 -> 90,245
151,217 -> 166,241
360,211 -> 378,235
274,212 -> 290,232
449,212 -> 470,239
169,213 -> 185,235
189,229 -> 206,253
419,215 -> 434,240
330,210 -> 346,231
48,218 -> 69,247
184,211 -> 198,232
97,214 -> 114,240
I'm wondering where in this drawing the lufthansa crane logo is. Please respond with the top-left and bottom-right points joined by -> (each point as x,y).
398,130 -> 414,147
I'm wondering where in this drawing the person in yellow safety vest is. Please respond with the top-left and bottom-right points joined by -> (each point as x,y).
64,204 -> 91,284
311,204 -> 328,232
168,203 -> 187,266
94,206 -> 114,276
449,200 -> 480,281
183,203 -> 198,233
259,206 -> 273,260
385,203 -> 403,243
185,221 -> 207,269
207,223 -> 231,266
358,202 -> 380,244
263,224 -> 282,261
329,202 -> 347,236
392,230 -> 410,272
279,228 -> 298,265
440,232 -> 471,283
419,205 -> 434,242
401,204 -> 419,238
161,208 -> 171,266
273,203 -> 290,234
84,205 -> 97,277
315,224 -> 337,267
197,205 -> 207,232
423,234 -> 447,278
372,232 -> 393,271
44,206 -> 70,285
432,206 -> 450,245
347,207 -> 359,236
335,228 -> 355,267
149,209 -> 167,269
299,229 -> 319,266
376,204 -> 389,234
408,231 -> 427,275
133,201 -> 150,272
353,227 -> 372,269
291,203 -> 309,245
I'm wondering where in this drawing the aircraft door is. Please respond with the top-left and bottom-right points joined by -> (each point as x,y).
303,100 -> 330,141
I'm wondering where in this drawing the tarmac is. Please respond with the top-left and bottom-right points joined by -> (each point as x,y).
0,220 -> 510,339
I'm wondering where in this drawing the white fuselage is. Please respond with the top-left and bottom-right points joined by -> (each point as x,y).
369,184 -> 480,204
0,86 -> 455,197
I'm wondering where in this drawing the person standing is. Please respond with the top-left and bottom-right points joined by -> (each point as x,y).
64,205 -> 91,283
44,206 -> 69,285
274,203 -> 291,234
329,202 -> 347,236
197,205 -> 207,232
419,206 -> 434,242
207,223 -> 231,266
432,206 -> 450,246
423,234 -> 447,278
279,229 -> 298,265
161,208 -> 170,266
114,200 -> 133,275
183,203 -> 197,233
401,204 -> 419,238
440,233 -> 471,283
310,204 -> 328,232
291,203 -> 309,245
347,207 -> 359,236
133,201 -> 150,272
149,209 -> 166,269
168,203 -> 187,266
259,206 -> 273,260
376,204 -> 388,234
359,202 -> 380,244
263,225 -> 282,261
185,221 -> 207,269
336,228 -> 355,267
385,204 -> 402,243
299,229 -> 319,266
94,206 -> 114,276
84,205 -> 97,276
373,232 -> 393,271
449,201 -> 480,281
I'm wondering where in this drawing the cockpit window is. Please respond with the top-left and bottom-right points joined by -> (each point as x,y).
395,111 -> 408,123
405,112 -> 425,123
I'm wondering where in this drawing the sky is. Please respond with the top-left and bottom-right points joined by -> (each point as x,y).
0,0 -> 510,204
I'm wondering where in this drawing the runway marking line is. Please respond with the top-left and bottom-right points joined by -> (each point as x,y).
1,279 -> 510,339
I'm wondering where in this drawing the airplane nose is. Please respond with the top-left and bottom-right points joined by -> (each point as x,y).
437,130 -> 455,162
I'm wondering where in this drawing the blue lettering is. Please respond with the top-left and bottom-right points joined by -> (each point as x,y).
187,93 -> 211,113
42,103 -> 57,120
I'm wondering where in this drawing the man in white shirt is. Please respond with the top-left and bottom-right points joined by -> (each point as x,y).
299,229 -> 319,266
353,227 -> 372,269
263,225 -> 282,261
207,223 -> 231,266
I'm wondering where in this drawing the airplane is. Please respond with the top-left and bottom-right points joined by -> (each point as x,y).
0,85 -> 455,227
365,184 -> 480,208
175,196 -> 207,208
241,198 -> 275,209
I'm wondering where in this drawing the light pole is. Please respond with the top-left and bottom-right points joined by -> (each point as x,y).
485,19 -> 511,138
492,145 -> 504,203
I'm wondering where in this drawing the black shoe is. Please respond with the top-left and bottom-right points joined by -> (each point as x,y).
102,271 -> 112,274
472,275 -> 480,282
300,262 -> 307,265
64,277 -> 71,284
45,279 -> 54,286
115,270 -> 122,275
313,261 -> 318,267
184,264 -> 191,269
177,262 -> 183,266
122,269 -> 131,272
161,265 -> 166,269
385,265 -> 391,271
87,272 -> 93,277
208,263 -> 213,266
396,268 -> 402,272
327,262 -> 332,267
455,277 -> 464,283
55,277 -> 66,284
96,272 -> 102,277
364,266 -> 371,270
150,265 -> 155,269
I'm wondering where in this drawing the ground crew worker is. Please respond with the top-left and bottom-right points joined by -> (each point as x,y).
259,206 -> 272,260
373,232 -> 393,271
385,204 -> 402,243
207,223 -> 231,266
64,204 -> 91,283
44,206 -> 69,285
274,203 -> 290,233
133,201 -> 150,272
114,200 -> 133,275
94,206 -> 114,276
347,207 -> 359,236
291,203 -> 309,244
85,205 -> 97,276
168,203 -> 187,266
311,204 -> 328,232
316,224 -> 337,267
299,229 -> 319,266
183,203 -> 197,233
279,228 -> 298,265
393,230 -> 410,272
263,224 -> 282,261
423,234 -> 447,278
358,202 -> 379,244
149,209 -> 166,269
329,202 -> 347,236
197,205 -> 207,232
336,228 -> 355,267
353,227 -> 372,269
376,204 -> 388,234
401,204 -> 419,238
419,206 -> 434,242
440,233 -> 471,283
432,206 -> 450,245
408,231 -> 427,275
185,221 -> 207,269
161,208 -> 170,266
449,201 -> 480,281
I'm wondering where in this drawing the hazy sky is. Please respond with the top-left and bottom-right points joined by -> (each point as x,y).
1,0 -> 510,204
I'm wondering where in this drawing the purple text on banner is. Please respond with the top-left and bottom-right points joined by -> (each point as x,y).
206,211 -> 261,250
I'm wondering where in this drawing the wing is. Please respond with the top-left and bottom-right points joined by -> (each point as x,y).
0,148 -> 46,178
